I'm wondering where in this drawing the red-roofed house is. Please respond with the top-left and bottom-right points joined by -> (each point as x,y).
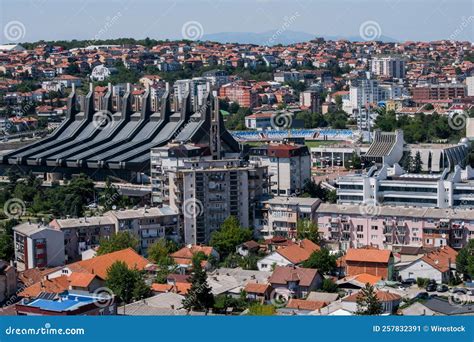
47,248 -> 150,283
268,266 -> 323,298
399,246 -> 457,283
171,245 -> 219,272
257,239 -> 320,271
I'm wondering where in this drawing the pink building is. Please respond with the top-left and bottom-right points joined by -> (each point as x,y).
316,203 -> 474,251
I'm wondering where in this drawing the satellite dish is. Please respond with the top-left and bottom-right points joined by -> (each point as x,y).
441,233 -> 446,239
112,205 -> 117,210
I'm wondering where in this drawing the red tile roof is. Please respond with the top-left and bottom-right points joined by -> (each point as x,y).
244,283 -> 271,294
286,299 -> 327,311
277,239 -> 320,264
269,266 -> 319,287
345,248 -> 392,264
67,248 -> 149,280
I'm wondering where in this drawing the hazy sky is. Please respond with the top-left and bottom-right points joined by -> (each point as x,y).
1,0 -> 473,43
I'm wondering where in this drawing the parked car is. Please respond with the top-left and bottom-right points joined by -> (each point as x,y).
426,283 -> 437,292
402,278 -> 416,286
436,284 -> 449,292
451,287 -> 468,294
415,292 -> 430,300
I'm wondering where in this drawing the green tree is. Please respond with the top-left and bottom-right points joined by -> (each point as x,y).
321,278 -> 338,293
335,95 -> 343,111
106,261 -> 150,304
349,153 -> 362,170
0,233 -> 14,260
99,178 -> 120,210
0,219 -> 18,261
413,151 -> 423,173
302,248 -> 337,274
326,190 -> 337,204
148,238 -> 174,264
209,216 -> 252,258
356,283 -> 383,315
402,151 -> 413,172
182,258 -> 214,312
296,219 -> 321,244
97,231 -> 138,255
456,240 -> 474,280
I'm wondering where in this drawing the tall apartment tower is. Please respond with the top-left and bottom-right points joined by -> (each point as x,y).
151,145 -> 269,244
370,56 -> 406,79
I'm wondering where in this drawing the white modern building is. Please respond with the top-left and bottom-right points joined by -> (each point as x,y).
259,197 -> 320,238
249,143 -> 311,197
173,78 -> 210,109
370,56 -> 406,79
337,163 -> 474,209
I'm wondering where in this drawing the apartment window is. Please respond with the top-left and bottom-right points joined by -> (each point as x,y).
356,225 -> 363,232
371,235 -> 377,240
357,234 -> 363,239
371,225 -> 378,230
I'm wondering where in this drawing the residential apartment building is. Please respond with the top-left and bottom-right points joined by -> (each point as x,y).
173,78 -> 210,109
259,197 -> 320,238
151,144 -> 269,244
13,223 -> 65,271
411,84 -> 467,102
50,216 -> 115,262
43,207 -> 178,261
316,203 -> 474,251
219,81 -> 259,108
370,56 -> 406,79
249,143 -> 311,196
467,76 -> 474,97
299,89 -> 322,114
349,79 -> 383,109
108,206 -> 179,253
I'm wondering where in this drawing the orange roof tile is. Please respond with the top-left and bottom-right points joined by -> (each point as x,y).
19,276 -> 70,298
151,283 -> 172,293
421,246 -> 458,272
345,248 -> 392,264
67,248 -> 149,280
244,283 -> 270,294
276,239 -> 320,264
68,272 -> 96,288
286,299 -> 327,311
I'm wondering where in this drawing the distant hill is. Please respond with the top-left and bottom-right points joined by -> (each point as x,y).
202,30 -> 398,45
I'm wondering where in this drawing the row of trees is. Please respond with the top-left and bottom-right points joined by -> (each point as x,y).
0,171 -> 137,220
375,109 -> 470,144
